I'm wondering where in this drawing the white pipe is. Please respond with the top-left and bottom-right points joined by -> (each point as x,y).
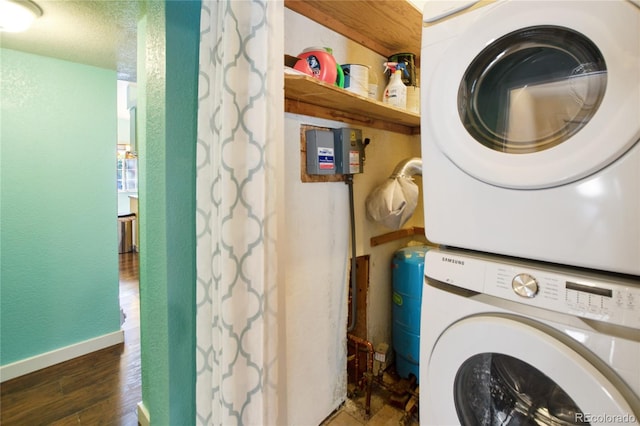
365,157 -> 423,230
390,157 -> 422,179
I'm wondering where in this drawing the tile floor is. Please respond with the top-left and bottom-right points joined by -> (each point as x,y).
321,377 -> 420,426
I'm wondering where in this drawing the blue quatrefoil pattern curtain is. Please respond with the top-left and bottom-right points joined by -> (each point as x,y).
195,1 -> 284,424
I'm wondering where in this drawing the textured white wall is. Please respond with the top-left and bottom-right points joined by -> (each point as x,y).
283,114 -> 350,425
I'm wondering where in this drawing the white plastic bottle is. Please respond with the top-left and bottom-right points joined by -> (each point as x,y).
383,63 -> 407,109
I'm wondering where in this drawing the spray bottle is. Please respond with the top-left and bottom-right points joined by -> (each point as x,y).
383,62 -> 408,109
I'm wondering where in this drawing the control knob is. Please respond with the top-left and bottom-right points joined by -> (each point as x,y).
512,273 -> 538,298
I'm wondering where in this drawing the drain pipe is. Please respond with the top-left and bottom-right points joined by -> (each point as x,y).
346,174 -> 358,332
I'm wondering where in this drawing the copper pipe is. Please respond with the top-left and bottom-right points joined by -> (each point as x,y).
347,333 -> 375,415
347,333 -> 373,372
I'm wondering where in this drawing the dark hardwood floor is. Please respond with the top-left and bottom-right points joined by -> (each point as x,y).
1,252 -> 142,426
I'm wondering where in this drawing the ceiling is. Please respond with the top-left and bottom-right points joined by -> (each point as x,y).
0,0 -> 139,81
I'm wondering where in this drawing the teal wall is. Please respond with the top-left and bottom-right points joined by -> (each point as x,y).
138,1 -> 200,423
0,49 -> 120,364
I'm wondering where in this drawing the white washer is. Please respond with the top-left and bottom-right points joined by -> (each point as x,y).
420,0 -> 640,275
419,247 -> 640,425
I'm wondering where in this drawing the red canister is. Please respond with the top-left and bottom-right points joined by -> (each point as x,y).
294,48 -> 338,85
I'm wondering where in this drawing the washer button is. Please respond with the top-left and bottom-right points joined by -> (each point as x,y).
512,273 -> 539,298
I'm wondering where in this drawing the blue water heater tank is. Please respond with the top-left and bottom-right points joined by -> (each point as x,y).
392,246 -> 429,383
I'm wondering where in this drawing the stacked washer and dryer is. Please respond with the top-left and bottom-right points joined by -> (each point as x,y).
418,0 -> 640,424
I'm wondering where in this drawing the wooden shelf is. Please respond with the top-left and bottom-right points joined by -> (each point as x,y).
285,73 -> 420,135
284,0 -> 423,135
370,227 -> 426,247
284,0 -> 422,60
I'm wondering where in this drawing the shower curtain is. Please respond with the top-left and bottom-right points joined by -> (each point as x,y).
195,1 -> 284,425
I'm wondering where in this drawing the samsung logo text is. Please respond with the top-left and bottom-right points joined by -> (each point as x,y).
442,257 -> 464,266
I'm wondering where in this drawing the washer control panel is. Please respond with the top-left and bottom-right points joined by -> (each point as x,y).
425,249 -> 640,329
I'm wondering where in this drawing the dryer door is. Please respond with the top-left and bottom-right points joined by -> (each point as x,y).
425,314 -> 640,425
425,0 -> 640,189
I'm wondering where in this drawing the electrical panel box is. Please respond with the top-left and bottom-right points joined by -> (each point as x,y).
333,128 -> 364,174
306,129 -> 336,175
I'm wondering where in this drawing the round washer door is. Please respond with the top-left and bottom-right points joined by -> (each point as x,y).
425,0 -> 640,189
426,315 -> 640,425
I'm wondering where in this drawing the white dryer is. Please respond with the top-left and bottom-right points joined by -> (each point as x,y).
420,0 -> 640,275
419,247 -> 640,425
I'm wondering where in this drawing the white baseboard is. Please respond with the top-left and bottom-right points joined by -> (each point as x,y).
0,330 -> 124,382
137,401 -> 151,426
